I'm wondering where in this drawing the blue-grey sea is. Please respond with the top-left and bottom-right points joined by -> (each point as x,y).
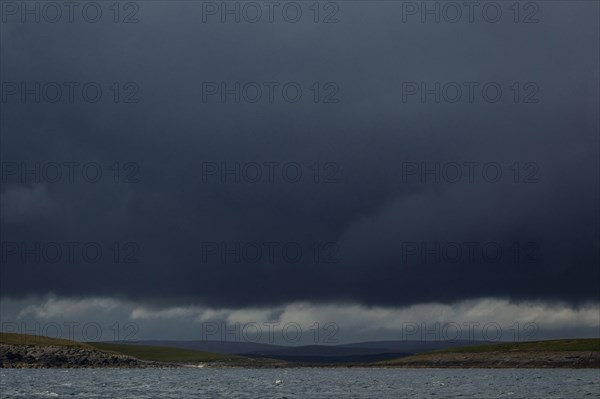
1,368 -> 599,398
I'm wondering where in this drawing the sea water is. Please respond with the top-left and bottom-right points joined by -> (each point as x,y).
1,368 -> 599,398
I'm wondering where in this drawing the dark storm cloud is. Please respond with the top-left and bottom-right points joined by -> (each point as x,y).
1,1 -> 598,308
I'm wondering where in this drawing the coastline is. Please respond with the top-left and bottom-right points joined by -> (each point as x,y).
2,344 -> 598,369
378,350 -> 600,369
2,334 -> 599,369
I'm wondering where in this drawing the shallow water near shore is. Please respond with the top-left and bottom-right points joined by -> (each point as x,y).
1,368 -> 599,398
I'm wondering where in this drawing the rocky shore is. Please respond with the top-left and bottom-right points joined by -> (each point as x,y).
0,344 -> 167,368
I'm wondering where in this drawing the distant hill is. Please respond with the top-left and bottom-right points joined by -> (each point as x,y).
339,340 -> 487,354
116,339 -> 489,363
111,340 -> 286,354
240,344 -> 410,363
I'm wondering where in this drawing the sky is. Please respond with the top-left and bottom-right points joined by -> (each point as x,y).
0,1 -> 599,345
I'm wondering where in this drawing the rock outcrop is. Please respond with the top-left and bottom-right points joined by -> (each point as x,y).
0,344 -> 164,368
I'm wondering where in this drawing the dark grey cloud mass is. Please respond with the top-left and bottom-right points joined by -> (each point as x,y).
1,2 -> 598,308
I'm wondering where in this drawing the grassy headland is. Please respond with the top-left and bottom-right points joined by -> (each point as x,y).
379,339 -> 600,368
430,339 -> 600,353
0,332 -> 90,348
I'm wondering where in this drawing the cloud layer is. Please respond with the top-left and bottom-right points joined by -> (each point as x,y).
1,296 -> 598,344
1,2 -> 598,309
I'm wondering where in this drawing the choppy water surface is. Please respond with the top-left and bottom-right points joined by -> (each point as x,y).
1,368 -> 599,398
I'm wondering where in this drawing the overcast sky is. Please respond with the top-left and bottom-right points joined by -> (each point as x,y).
1,1 -> 598,343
